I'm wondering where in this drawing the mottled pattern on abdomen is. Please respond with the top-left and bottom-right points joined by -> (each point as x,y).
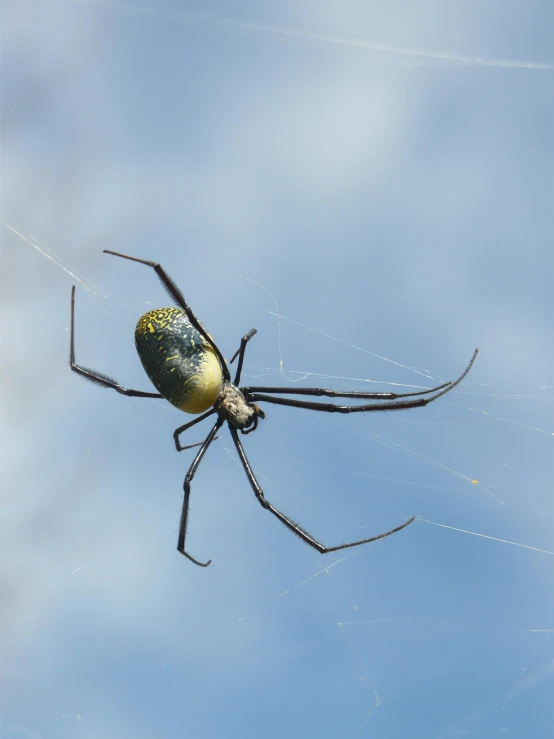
135,308 -> 223,414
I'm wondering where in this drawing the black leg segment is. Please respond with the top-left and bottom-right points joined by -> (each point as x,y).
230,328 -> 257,385
69,286 -> 164,399
103,250 -> 231,381
178,417 -> 224,567
173,409 -> 217,451
244,350 -> 478,415
229,426 -> 415,555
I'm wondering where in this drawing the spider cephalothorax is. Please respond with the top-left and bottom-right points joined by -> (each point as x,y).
70,250 -> 478,567
214,382 -> 265,432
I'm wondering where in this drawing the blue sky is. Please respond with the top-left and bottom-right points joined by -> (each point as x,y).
2,1 -> 554,737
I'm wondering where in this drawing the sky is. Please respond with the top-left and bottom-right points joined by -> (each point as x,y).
2,1 -> 554,737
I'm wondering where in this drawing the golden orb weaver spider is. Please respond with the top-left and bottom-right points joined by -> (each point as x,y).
70,251 -> 478,567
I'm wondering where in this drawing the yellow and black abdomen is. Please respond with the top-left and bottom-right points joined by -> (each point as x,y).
135,308 -> 223,414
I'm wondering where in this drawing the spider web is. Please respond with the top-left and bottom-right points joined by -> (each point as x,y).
2,2 -> 553,738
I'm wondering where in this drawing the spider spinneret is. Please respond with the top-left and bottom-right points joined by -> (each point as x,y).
70,249 -> 478,568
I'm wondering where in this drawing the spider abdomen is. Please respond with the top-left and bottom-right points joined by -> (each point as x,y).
135,308 -> 223,414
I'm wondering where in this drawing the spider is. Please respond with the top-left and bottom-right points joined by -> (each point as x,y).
70,250 -> 478,567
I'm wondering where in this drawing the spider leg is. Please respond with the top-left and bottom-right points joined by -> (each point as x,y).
70,287 -> 164,399
240,380 -> 452,400
173,409 -> 217,451
178,417 -> 224,567
245,349 -> 477,415
229,328 -> 257,385
229,426 -> 415,554
103,250 -> 231,382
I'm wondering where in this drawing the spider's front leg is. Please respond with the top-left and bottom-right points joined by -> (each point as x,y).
229,427 -> 415,554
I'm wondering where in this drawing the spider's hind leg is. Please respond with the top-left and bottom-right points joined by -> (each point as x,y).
103,249 -> 231,382
70,287 -> 164,399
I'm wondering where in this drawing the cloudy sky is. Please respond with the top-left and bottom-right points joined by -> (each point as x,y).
3,1 -> 553,737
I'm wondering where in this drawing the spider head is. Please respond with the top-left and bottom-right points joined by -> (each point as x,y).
215,382 -> 265,432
